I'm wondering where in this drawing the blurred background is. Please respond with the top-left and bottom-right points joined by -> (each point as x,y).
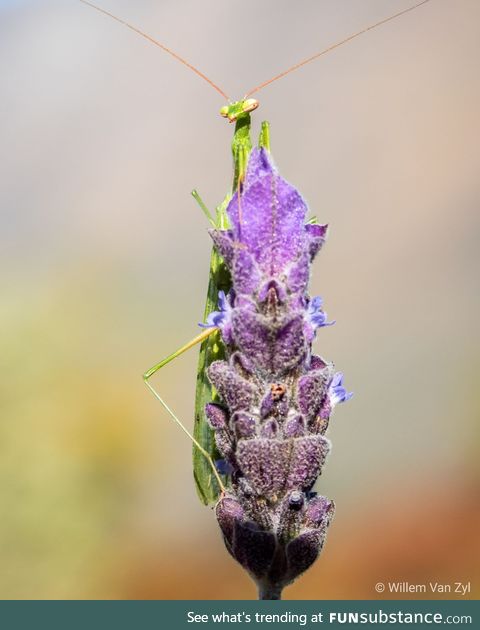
0,0 -> 479,600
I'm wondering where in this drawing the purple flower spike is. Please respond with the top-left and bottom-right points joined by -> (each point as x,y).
203,147 -> 351,599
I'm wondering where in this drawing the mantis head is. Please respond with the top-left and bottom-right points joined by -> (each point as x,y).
220,99 -> 259,123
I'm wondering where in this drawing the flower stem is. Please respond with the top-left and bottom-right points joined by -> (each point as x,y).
258,584 -> 283,600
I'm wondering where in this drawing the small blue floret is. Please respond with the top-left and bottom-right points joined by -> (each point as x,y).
215,459 -> 234,475
199,290 -> 232,329
329,372 -> 353,407
306,296 -> 335,330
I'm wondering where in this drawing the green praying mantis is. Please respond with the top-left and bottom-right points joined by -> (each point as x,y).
79,0 -> 434,506
144,101 -> 270,505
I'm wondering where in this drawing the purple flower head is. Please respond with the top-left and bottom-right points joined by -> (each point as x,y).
202,146 -> 351,599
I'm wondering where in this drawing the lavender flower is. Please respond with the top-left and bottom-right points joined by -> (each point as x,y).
204,148 -> 351,599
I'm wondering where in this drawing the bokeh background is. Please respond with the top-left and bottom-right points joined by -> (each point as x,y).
1,0 -> 479,600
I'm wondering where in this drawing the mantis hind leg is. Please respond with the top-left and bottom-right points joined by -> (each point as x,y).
143,327 -> 225,494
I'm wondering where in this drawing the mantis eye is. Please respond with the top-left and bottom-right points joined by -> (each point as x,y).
243,98 -> 259,114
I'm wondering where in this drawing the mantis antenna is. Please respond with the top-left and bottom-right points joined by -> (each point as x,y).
244,0 -> 434,98
79,0 -> 434,103
78,0 -> 230,100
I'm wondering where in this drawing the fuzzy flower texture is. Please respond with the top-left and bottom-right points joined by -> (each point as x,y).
204,148 -> 352,599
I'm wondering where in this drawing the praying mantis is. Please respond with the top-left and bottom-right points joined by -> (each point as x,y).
79,0 -> 435,508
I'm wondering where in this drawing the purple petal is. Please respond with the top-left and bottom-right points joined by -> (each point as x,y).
284,415 -> 306,438
205,403 -> 228,429
231,412 -> 257,439
226,148 -> 309,275
231,309 -> 307,376
260,418 -> 279,439
305,223 -> 328,260
236,438 -> 292,498
216,495 -> 245,548
310,355 -> 328,370
296,367 -> 333,420
305,496 -> 335,526
286,436 -> 331,490
209,229 -> 235,265
286,529 -> 325,582
232,249 -> 261,295
233,521 -> 276,580
208,361 -> 256,412
286,254 -> 310,294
